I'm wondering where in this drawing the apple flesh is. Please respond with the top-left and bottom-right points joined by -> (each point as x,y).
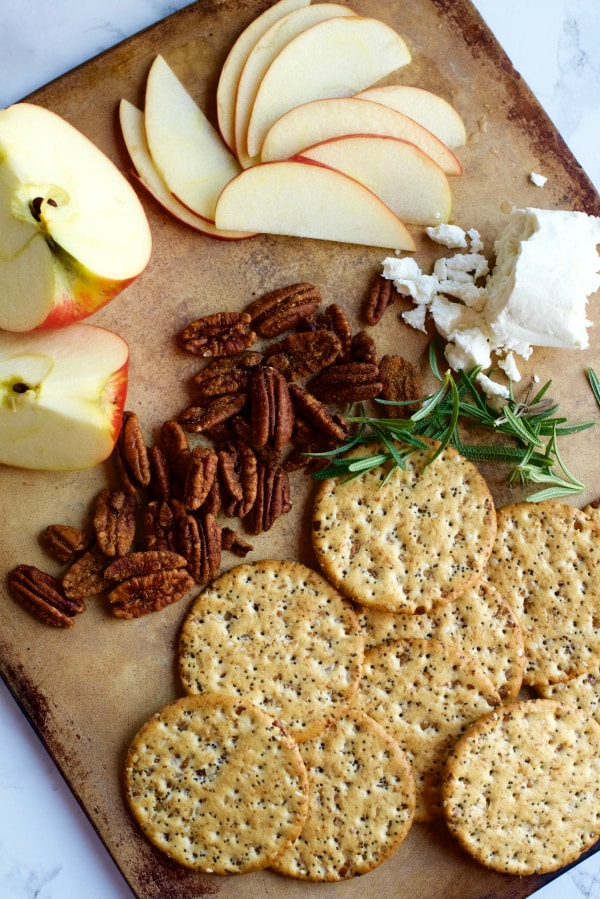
296,134 -> 452,225
0,102 -> 152,332
144,55 -> 241,221
216,0 -> 310,152
0,324 -> 129,470
119,99 -> 256,241
354,85 -> 467,148
260,96 -> 461,174
245,16 -> 412,158
233,2 -> 357,167
214,159 -> 415,250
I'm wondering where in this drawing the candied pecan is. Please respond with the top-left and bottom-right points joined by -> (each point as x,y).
221,527 -> 254,557
288,383 -> 348,442
42,524 -> 92,564
318,303 -> 352,363
104,550 -> 187,581
244,460 -> 291,535
191,351 -> 263,399
378,354 -> 423,419
350,330 -> 379,367
169,500 -> 202,580
263,330 -> 342,381
363,273 -> 397,325
116,410 -> 151,488
8,564 -> 84,627
147,444 -> 172,503
245,282 -> 322,337
180,311 -> 256,357
144,500 -> 174,552
249,366 -> 294,451
200,473 -> 222,515
62,545 -> 111,600
108,568 -> 195,619
218,441 -> 258,518
158,419 -> 189,466
196,511 -> 222,585
308,362 -> 382,404
93,488 -> 137,558
183,445 -> 219,510
111,440 -> 138,496
178,394 -> 247,434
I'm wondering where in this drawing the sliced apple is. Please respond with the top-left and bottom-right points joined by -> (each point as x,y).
214,159 -> 415,250
246,16 -> 412,158
355,85 -> 467,148
295,134 -> 451,225
119,99 -> 256,241
260,96 -> 461,174
216,0 -> 310,152
234,3 -> 357,167
0,102 -> 152,333
144,55 -> 241,221
0,324 -> 129,470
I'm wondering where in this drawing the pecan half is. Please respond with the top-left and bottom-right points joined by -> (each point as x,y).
221,527 -> 254,557
104,550 -> 187,581
378,354 -> 423,419
191,351 -> 263,399
178,394 -> 247,434
8,564 -> 84,627
244,460 -> 291,535
62,545 -> 111,600
363,273 -> 397,325
318,303 -> 352,363
116,410 -> 151,488
180,311 -> 256,357
350,330 -> 379,366
249,366 -> 294,451
308,362 -> 382,404
93,488 -> 137,558
245,282 -> 322,337
147,444 -> 172,503
42,524 -> 92,564
144,500 -> 174,552
218,441 -> 258,518
183,445 -> 219,510
264,330 -> 342,381
288,383 -> 348,442
108,568 -> 195,619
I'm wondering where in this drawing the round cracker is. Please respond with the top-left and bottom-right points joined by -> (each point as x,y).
124,693 -> 309,873
356,636 -> 500,821
537,664 -> 600,724
311,439 -> 496,614
442,698 -> 600,875
484,501 -> 600,687
271,710 -> 416,881
358,580 -> 525,700
178,559 -> 364,742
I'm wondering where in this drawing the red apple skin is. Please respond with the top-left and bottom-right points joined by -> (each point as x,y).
104,359 -> 130,450
38,275 -> 138,330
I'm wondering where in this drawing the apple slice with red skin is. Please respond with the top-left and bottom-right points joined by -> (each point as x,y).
0,324 -> 129,471
260,96 -> 461,175
214,159 -> 415,250
0,102 -> 152,332
354,85 -> 467,149
295,133 -> 452,225
119,99 -> 257,241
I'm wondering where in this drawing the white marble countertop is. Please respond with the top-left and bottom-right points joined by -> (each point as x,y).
1,1 -> 600,897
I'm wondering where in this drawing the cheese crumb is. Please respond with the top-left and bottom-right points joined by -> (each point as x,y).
425,223 -> 468,248
529,171 -> 548,187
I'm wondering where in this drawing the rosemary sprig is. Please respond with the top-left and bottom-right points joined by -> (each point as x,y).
310,356 -> 594,502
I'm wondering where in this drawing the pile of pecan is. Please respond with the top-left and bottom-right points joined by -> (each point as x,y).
8,277 -> 420,628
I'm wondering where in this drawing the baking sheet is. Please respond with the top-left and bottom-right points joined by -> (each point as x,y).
2,1 -> 600,896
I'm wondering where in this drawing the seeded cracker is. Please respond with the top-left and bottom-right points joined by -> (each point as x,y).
271,710 -> 416,881
358,580 -> 525,700
356,636 -> 500,821
442,699 -> 600,875
536,663 -> 600,724
484,501 -> 600,687
312,439 -> 496,613
123,693 -> 309,873
178,559 -> 364,742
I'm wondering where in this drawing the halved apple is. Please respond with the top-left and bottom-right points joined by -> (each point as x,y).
234,2 -> 357,167
216,0 -> 310,152
260,96 -> 461,174
0,102 -> 152,332
0,324 -> 129,470
144,55 -> 241,221
295,134 -> 452,225
119,99 -> 256,241
354,85 -> 467,148
214,159 -> 415,250
246,16 -> 412,158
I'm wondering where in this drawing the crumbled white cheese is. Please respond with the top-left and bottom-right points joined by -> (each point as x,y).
497,351 -> 521,382
467,228 -> 484,252
425,223 -> 468,248
381,256 -> 439,304
401,304 -> 428,332
445,328 -> 493,372
475,372 -> 510,400
529,171 -> 548,187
